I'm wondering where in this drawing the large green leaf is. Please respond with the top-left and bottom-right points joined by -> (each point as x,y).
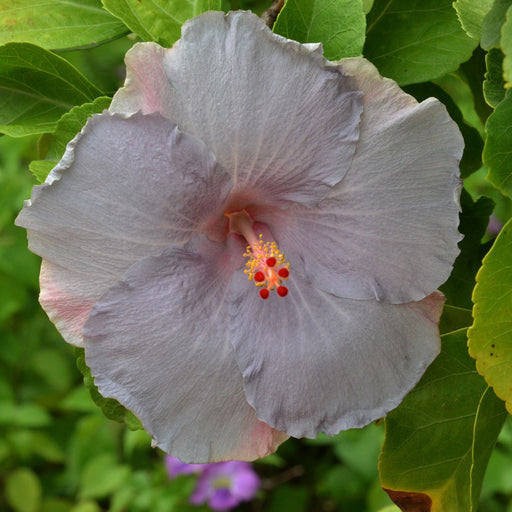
481,0 -> 512,50
483,89 -> 512,198
469,218 -> 512,415
502,4 -> 512,87
453,0 -> 494,40
273,0 -> 366,60
0,42 -> 102,137
0,0 -> 128,50
364,0 -> 477,85
101,0 -> 221,47
380,329 -> 508,512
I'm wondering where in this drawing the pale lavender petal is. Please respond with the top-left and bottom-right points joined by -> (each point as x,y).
83,236 -> 288,462
38,260 -> 98,347
229,270 -> 444,438
257,58 -> 462,303
16,111 -> 231,346
113,42 -> 171,115
111,11 -> 363,207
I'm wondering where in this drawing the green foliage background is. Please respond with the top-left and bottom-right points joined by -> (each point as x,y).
1,0 -> 512,511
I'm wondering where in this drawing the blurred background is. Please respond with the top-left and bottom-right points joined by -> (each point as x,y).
2,29 -> 512,512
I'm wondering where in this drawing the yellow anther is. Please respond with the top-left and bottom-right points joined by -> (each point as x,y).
244,235 -> 289,290
225,209 -> 290,299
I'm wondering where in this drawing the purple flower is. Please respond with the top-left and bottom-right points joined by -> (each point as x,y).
165,456 -> 260,510
165,455 -> 204,477
16,11 -> 462,462
190,461 -> 260,511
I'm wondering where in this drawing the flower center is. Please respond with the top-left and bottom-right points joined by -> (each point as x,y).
213,476 -> 232,489
225,209 -> 290,300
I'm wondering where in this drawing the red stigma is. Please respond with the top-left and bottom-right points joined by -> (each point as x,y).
278,268 -> 289,278
259,289 -> 270,300
266,257 -> 276,267
254,271 -> 265,282
277,286 -> 288,297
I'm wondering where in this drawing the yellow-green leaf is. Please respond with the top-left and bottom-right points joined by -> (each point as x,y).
469,217 -> 512,414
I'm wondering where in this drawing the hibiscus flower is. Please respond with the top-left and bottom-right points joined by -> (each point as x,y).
16,11 -> 462,463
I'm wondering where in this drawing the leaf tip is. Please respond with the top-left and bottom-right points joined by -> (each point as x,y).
384,489 -> 432,512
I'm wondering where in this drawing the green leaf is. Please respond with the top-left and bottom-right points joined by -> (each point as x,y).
101,0 -> 222,47
0,402 -> 51,427
41,498 -> 74,512
440,189 -> 494,309
232,0 -> 271,15
380,329 -> 508,512
0,273 -> 26,322
268,485 -> 310,512
29,96 -> 111,182
434,71 -> 484,135
453,0 -> 494,40
469,218 -> 512,414
0,42 -> 103,137
0,0 -> 128,50
75,348 -> 143,431
362,0 -> 374,14
71,502 -> 102,512
458,47 -> 495,125
502,4 -> 512,87
484,48 -> 506,107
483,89 -> 512,198
364,0 -> 477,85
67,415 -> 119,488
481,421 -> 512,498
79,454 -> 130,499
6,468 -> 42,512
59,386 -> 98,413
7,430 -> 65,462
29,160 -> 55,183
331,425 -> 383,478
439,304 -> 473,334
31,348 -> 74,392
46,96 -> 111,161
273,0 -> 366,59
481,0 -> 512,50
